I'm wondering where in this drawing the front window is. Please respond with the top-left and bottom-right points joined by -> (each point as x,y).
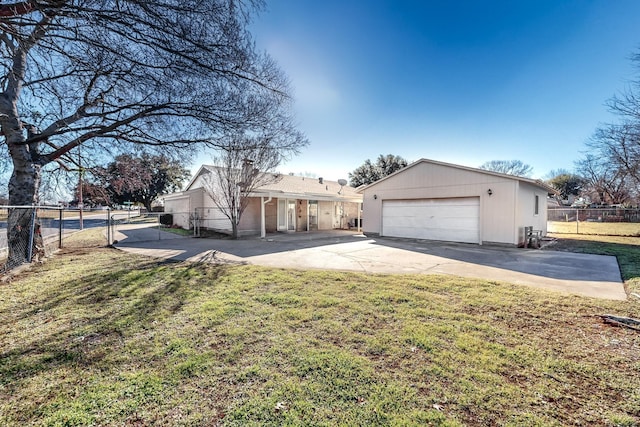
534,195 -> 539,215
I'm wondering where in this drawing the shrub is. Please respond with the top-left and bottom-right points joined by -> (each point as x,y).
159,213 -> 173,226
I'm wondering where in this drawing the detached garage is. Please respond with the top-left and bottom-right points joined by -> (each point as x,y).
360,159 -> 557,246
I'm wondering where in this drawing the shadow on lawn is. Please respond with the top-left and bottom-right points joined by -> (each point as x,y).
544,238 -> 640,281
0,259 -> 229,390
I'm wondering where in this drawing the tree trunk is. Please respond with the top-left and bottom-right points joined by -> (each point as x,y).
6,155 -> 42,267
231,219 -> 239,239
1,112 -> 42,267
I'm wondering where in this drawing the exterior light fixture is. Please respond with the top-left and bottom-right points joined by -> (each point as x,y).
373,194 -> 377,199
487,189 -> 493,196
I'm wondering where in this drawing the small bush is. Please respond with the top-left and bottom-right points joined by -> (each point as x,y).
159,213 -> 173,226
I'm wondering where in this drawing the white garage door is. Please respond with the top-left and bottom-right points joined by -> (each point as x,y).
382,198 -> 480,243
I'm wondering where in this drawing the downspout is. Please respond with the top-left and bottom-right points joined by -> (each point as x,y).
261,194 -> 272,238
514,181 -> 519,246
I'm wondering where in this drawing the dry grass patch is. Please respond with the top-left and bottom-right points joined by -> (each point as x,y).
548,221 -> 640,237
1,230 -> 639,426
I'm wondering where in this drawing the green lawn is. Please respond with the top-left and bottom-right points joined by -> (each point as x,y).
1,229 -> 639,426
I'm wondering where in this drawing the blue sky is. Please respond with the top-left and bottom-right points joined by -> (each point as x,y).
203,0 -> 640,181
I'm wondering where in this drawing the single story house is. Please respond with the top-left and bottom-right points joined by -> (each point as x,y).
163,165 -> 363,237
358,158 -> 557,246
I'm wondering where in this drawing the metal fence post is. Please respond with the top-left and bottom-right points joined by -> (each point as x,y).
106,208 -> 111,245
27,207 -> 36,262
58,208 -> 63,248
576,209 -> 579,234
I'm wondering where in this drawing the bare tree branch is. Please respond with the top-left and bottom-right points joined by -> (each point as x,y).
202,132 -> 302,238
0,0 -> 307,264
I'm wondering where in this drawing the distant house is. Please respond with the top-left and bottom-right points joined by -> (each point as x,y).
359,158 -> 557,246
163,165 -> 363,237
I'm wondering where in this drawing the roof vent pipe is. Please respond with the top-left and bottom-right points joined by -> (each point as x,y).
319,177 -> 323,184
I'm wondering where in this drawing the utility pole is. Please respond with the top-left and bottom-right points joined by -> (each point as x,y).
78,148 -> 84,230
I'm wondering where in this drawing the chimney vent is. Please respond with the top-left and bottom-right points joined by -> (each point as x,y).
319,177 -> 323,184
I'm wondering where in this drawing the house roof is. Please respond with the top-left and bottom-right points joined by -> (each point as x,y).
188,165 -> 362,203
183,165 -> 213,191
358,158 -> 558,195
256,174 -> 362,202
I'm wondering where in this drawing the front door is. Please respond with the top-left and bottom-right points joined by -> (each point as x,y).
308,200 -> 318,231
277,199 -> 297,231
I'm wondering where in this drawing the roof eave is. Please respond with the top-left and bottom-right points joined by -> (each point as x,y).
357,158 -> 559,194
250,189 -> 362,203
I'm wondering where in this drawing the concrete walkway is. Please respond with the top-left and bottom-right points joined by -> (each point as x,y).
112,224 -> 627,300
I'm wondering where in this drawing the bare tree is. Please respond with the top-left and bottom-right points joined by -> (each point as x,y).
581,52 -> 640,200
575,153 -> 635,205
478,160 -> 533,177
586,121 -> 640,188
0,1 -> 306,264
202,132 -> 304,239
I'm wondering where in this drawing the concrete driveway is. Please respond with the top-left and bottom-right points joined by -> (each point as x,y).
112,225 -> 626,300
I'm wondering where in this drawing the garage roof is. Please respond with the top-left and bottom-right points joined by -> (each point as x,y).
357,158 -> 558,195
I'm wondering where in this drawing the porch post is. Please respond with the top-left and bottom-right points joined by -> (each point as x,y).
260,196 -> 266,238
358,202 -> 361,232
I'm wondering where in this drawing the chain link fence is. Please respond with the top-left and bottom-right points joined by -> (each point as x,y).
1,207 -> 208,271
548,208 -> 640,236
107,211 -> 196,245
1,206 -> 65,271
0,206 -> 125,272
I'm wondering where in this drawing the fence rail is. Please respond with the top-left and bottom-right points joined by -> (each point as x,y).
548,208 -> 640,236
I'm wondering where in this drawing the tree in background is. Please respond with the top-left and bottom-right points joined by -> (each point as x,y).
545,169 -> 584,201
71,181 -> 111,207
0,1 -> 306,265
349,154 -> 408,187
135,155 -> 191,211
576,52 -> 640,206
478,160 -> 533,177
575,154 -> 635,206
85,154 -> 190,211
